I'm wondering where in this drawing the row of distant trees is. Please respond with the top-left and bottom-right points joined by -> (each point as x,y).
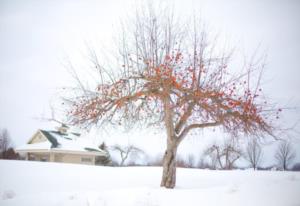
201,137 -> 296,171
200,138 -> 296,171
104,137 -> 298,171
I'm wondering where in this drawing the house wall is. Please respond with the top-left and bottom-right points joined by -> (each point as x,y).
60,153 -> 95,165
28,153 -> 50,162
27,152 -> 96,165
28,132 -> 47,144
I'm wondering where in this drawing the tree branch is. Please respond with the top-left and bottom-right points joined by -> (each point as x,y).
177,121 -> 221,144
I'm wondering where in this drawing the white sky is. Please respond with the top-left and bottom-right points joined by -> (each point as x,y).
0,0 -> 300,166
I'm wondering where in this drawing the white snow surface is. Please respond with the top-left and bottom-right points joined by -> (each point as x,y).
0,160 -> 299,206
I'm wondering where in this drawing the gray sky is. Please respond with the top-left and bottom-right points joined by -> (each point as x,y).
1,0 -> 300,166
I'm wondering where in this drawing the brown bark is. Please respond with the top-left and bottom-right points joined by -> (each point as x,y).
160,141 -> 178,188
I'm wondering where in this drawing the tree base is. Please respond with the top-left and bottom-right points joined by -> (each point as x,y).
160,147 -> 177,188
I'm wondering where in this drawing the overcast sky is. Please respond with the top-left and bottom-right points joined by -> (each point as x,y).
0,0 -> 299,166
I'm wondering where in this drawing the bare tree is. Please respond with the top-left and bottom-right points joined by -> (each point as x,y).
175,154 -> 195,168
111,144 -> 144,166
95,142 -> 112,165
175,155 -> 185,168
275,140 -> 296,170
0,128 -> 18,159
0,128 -> 12,155
147,154 -> 164,166
187,154 -> 195,168
196,157 -> 211,169
196,156 -> 209,169
66,3 -> 280,188
205,149 -> 218,169
244,138 -> 263,170
205,138 -> 242,170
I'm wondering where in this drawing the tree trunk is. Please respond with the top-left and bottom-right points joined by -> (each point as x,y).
160,142 -> 178,188
283,159 -> 287,171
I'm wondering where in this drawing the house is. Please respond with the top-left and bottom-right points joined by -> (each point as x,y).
16,124 -> 109,165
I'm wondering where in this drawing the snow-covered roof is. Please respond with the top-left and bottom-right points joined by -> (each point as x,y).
16,129 -> 107,156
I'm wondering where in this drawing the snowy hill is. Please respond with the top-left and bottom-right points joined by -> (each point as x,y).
0,160 -> 299,206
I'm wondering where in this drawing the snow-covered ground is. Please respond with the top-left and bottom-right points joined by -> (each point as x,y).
0,160 -> 299,206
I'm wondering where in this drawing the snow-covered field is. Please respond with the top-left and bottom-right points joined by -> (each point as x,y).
0,160 -> 299,206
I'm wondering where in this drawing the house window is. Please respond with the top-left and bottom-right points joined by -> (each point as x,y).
28,154 -> 35,160
41,157 -> 48,162
81,157 -> 92,163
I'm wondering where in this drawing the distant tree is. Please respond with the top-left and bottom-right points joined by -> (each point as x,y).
96,142 -> 112,166
99,142 -> 108,151
244,138 -> 263,170
275,140 -> 296,170
0,128 -> 18,159
176,155 -> 191,168
196,156 -> 206,169
186,154 -> 195,168
196,153 -> 212,169
111,144 -> 144,166
66,3 -> 280,188
206,149 -> 218,169
2,148 -> 19,160
0,129 -> 11,153
205,138 -> 242,170
147,154 -> 163,166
